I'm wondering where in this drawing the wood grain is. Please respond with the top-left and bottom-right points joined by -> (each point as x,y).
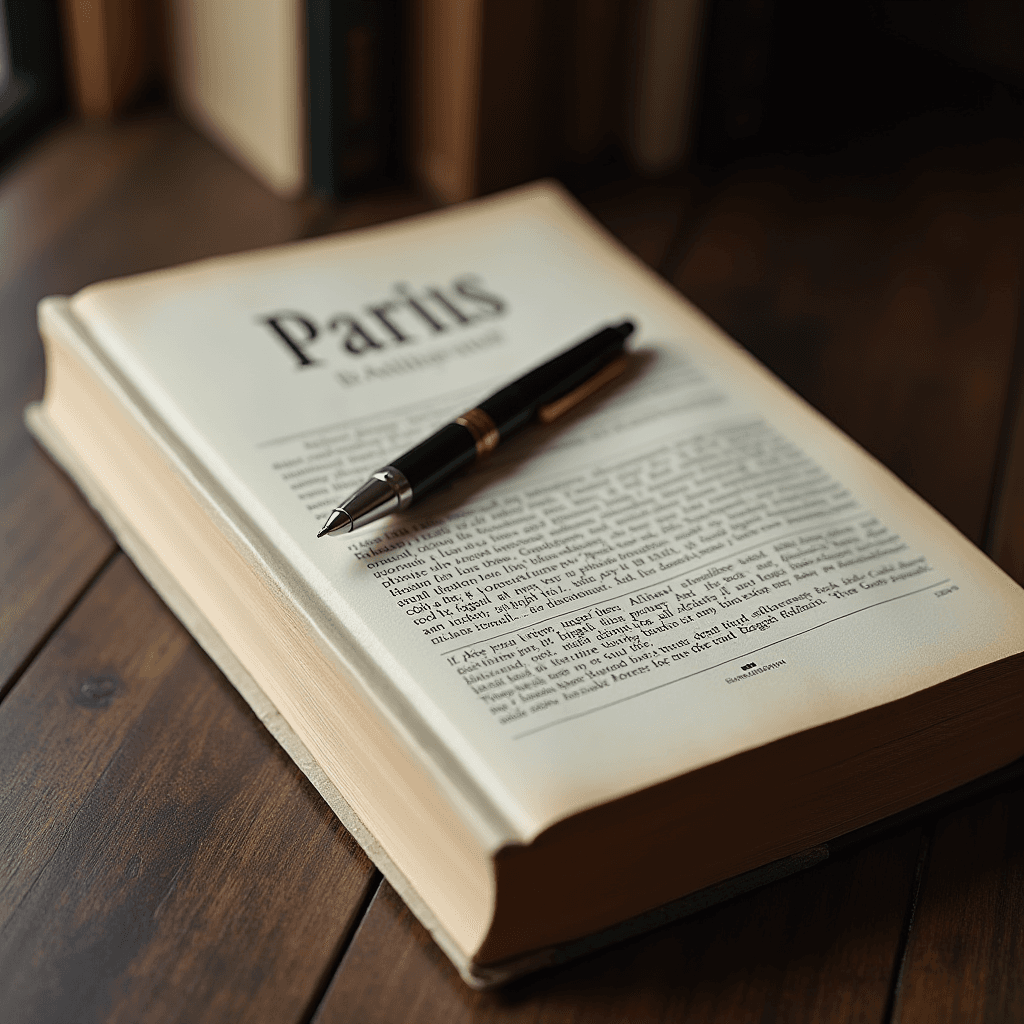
989,349 -> 1024,585
0,444 -> 115,697
0,115 -> 162,294
672,141 -> 1024,543
576,177 -> 690,270
0,555 -> 378,1024
0,111 -> 318,694
892,789 -> 1024,1023
891,328 -> 1024,1020
316,829 -> 922,1024
0,118 -> 167,691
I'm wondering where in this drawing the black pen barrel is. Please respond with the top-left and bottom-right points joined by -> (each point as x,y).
391,423 -> 478,497
389,320 -> 634,500
479,321 -> 633,436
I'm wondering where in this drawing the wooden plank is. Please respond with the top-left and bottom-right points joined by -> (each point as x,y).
0,111 -> 319,693
988,344 -> 1024,586
0,118 -> 168,690
315,829 -> 921,1023
891,788 -> 1024,1023
671,149 -> 1024,544
0,115 -> 163,295
883,166 -> 1024,1024
666,152 -> 1024,1023
578,178 -> 690,269
0,555 -> 377,1024
0,444 -> 115,696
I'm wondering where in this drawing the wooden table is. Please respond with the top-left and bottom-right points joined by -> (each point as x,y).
3,109 -> 1024,1023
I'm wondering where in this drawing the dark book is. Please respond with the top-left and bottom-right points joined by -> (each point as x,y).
307,0 -> 399,200
0,0 -> 65,161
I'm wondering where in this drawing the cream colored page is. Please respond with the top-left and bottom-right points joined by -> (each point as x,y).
72,185 -> 1024,841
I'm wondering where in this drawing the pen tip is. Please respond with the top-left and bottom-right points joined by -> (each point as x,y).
317,508 -> 352,538
615,320 -> 636,340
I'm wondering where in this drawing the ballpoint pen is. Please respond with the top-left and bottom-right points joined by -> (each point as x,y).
317,319 -> 635,536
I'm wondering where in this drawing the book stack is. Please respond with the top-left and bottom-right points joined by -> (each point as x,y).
55,0 -> 709,201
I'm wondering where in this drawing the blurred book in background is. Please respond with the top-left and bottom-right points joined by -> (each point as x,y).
408,0 -> 708,202
60,0 -> 157,119
166,0 -> 307,197
561,0 -> 624,167
164,0 -> 396,200
624,0 -> 707,176
408,0 -> 560,203
45,0 -> 713,203
307,0 -> 399,199
25,0 -> 1024,207
0,0 -> 64,159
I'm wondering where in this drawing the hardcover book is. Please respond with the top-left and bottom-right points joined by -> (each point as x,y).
27,181 -> 1024,986
167,0 -> 395,200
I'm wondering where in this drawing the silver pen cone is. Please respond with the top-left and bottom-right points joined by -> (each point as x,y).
317,466 -> 413,537
317,508 -> 352,537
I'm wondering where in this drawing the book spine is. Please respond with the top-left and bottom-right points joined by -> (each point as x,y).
59,0 -> 154,118
695,0 -> 775,160
562,0 -> 624,165
407,0 -> 482,203
307,0 -> 398,200
625,0 -> 707,176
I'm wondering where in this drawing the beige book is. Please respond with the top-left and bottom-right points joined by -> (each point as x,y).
26,181 -> 1024,985
165,0 -> 306,197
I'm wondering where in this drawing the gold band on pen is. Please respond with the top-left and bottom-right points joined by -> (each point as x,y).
456,408 -> 500,458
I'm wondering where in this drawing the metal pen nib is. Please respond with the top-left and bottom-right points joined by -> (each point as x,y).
317,466 -> 413,537
317,508 -> 352,537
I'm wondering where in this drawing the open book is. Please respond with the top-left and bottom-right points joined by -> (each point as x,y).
28,182 -> 1024,986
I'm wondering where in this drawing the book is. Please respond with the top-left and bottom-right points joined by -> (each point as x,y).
624,0 -> 707,176
0,0 -> 66,154
166,0 -> 307,197
561,0 -> 624,166
26,180 -> 1024,986
306,0 -> 398,199
166,0 -> 394,199
59,0 -> 156,119
696,0 -> 774,159
408,0 -> 559,203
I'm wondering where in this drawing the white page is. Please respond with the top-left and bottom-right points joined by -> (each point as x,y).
73,183 -> 1024,840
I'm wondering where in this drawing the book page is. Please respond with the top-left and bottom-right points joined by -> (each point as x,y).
72,183 -> 1024,840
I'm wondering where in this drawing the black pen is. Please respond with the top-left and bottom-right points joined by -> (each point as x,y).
317,320 -> 635,536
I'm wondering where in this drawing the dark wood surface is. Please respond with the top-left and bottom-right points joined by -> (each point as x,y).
2,110 -> 1022,1023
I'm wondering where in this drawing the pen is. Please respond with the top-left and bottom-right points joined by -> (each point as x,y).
317,319 -> 636,536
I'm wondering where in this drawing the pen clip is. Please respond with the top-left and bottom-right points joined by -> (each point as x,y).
536,354 -> 630,424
